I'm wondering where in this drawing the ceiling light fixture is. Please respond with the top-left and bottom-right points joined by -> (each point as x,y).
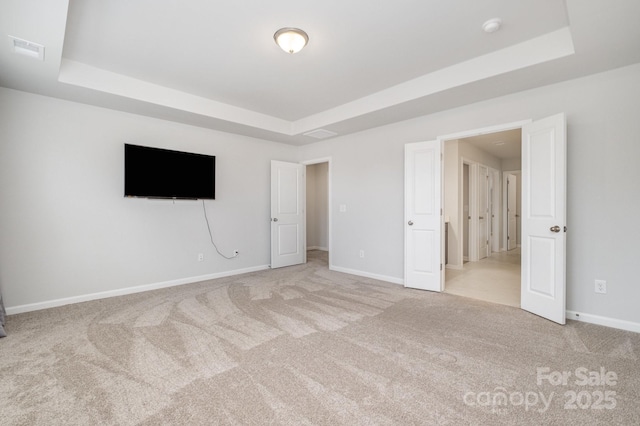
274,28 -> 309,54
482,18 -> 502,33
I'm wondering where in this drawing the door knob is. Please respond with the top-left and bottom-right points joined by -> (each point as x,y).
479,216 -> 484,219
550,225 -> 561,233
408,220 -> 414,226
273,218 -> 279,222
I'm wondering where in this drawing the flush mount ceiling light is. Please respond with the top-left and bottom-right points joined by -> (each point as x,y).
482,18 -> 502,33
274,28 -> 309,54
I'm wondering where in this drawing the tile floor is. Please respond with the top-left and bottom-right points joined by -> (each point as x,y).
444,248 -> 521,307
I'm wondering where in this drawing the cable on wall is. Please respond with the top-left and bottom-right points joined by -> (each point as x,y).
202,199 -> 237,260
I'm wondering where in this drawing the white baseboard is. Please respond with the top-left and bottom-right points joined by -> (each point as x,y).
307,246 -> 328,251
445,264 -> 464,270
6,265 -> 270,315
566,310 -> 640,334
329,265 -> 403,286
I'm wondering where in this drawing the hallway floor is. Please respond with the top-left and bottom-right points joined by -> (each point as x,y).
444,248 -> 521,307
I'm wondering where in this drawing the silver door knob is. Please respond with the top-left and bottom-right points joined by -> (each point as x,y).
273,218 -> 279,222
550,225 -> 561,233
408,220 -> 414,226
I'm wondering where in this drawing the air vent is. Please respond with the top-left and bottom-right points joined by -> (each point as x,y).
9,36 -> 45,61
303,129 -> 337,140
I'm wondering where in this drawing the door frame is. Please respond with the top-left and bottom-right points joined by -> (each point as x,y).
461,158 -> 478,262
503,170 -> 521,251
301,157 -> 332,268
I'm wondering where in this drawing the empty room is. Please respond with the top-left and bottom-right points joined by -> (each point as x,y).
1,0 -> 639,424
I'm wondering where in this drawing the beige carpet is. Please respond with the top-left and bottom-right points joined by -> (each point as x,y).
1,251 -> 639,425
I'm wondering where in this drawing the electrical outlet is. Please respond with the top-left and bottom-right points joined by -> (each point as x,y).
197,253 -> 204,262
233,250 -> 239,257
359,250 -> 364,258
595,279 -> 607,294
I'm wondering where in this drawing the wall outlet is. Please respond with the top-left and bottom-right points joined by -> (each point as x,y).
197,253 -> 204,262
595,279 -> 607,294
359,250 -> 365,258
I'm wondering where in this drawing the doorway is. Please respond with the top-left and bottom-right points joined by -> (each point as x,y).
302,158 -> 331,266
443,128 -> 522,307
405,114 -> 566,323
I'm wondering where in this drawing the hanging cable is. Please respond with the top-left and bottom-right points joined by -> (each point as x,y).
202,199 -> 236,260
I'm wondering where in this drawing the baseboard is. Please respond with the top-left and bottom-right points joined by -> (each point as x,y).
445,264 -> 464,270
6,265 -> 270,315
329,265 -> 403,286
566,310 -> 640,334
307,246 -> 328,251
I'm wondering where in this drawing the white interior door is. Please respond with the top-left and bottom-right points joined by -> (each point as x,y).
521,113 -> 566,324
507,174 -> 517,250
271,160 -> 305,269
404,140 -> 442,291
478,165 -> 489,259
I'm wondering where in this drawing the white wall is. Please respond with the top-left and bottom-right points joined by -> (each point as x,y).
306,162 -> 328,250
502,157 -> 522,171
2,63 -> 640,327
459,141 -> 502,170
299,63 -> 640,325
443,141 -> 460,266
0,88 -> 297,309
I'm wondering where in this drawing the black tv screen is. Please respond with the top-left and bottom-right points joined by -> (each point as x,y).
124,144 -> 215,199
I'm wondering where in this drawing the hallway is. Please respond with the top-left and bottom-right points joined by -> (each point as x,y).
444,248 -> 521,307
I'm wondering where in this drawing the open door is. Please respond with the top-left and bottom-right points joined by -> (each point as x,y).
270,160 -> 305,269
404,140 -> 442,291
521,113 -> 566,324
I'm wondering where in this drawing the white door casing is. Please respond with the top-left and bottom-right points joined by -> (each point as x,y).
404,140 -> 442,292
271,160 -> 305,269
521,113 -> 567,324
507,174 -> 517,251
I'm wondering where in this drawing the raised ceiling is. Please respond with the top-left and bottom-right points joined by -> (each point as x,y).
1,0 -> 639,145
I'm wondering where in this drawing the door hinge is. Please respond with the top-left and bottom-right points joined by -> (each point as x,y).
440,263 -> 443,271
441,208 -> 443,215
564,226 -> 567,232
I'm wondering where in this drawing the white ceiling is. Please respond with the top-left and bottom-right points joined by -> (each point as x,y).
1,0 -> 640,145
460,129 -> 522,160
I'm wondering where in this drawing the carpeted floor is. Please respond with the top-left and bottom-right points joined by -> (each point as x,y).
1,250 -> 639,425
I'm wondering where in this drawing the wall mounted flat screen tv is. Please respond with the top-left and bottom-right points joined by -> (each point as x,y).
124,144 -> 215,199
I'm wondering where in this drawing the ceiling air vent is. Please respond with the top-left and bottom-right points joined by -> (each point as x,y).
9,36 -> 45,61
303,129 -> 337,140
